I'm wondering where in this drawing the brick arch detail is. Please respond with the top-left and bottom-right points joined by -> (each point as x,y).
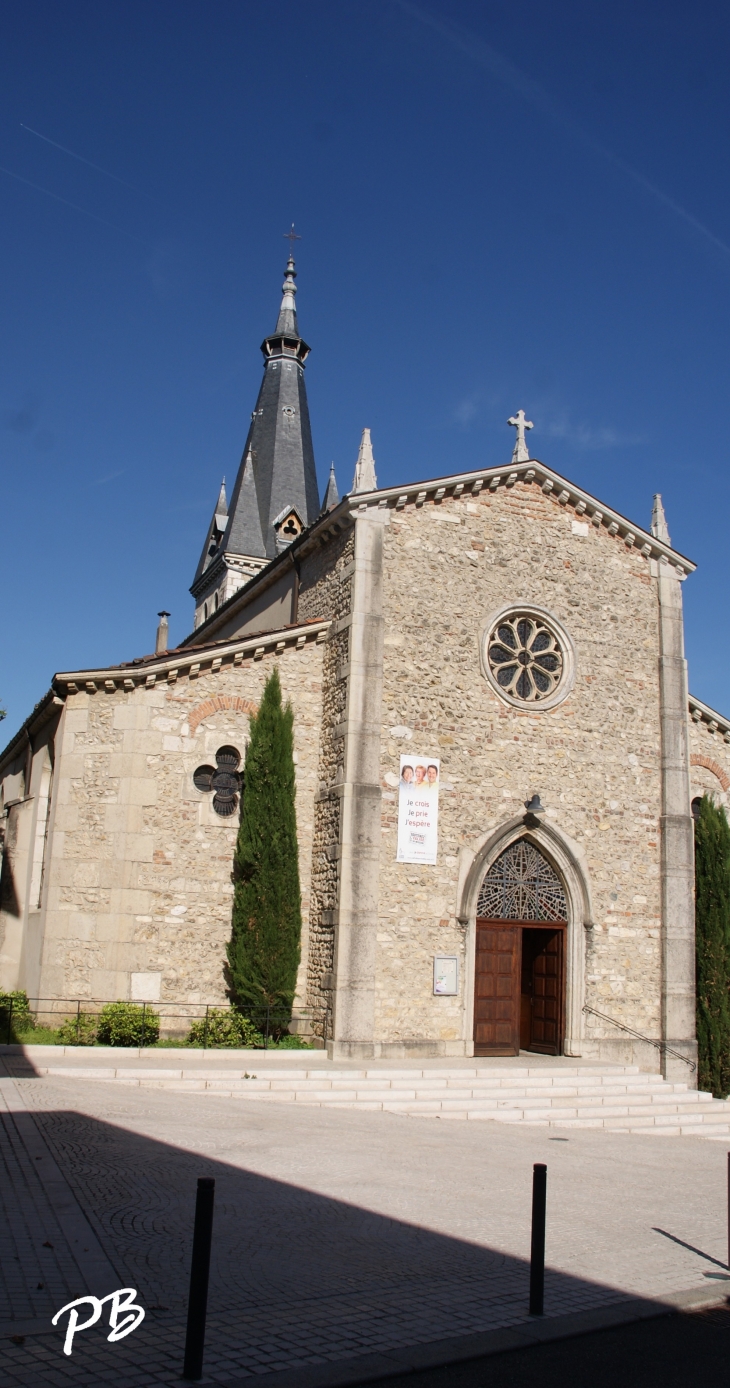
690,754 -> 730,793
188,695 -> 258,736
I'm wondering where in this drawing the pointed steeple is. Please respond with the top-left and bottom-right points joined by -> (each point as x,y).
321,462 -> 340,512
192,477 -> 230,586
190,250 -> 320,627
352,428 -> 377,493
651,494 -> 671,544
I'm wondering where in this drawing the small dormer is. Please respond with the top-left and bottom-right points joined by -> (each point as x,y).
273,505 -> 304,551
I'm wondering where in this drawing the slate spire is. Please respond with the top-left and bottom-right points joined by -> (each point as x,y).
192,477 -> 229,586
321,462 -> 340,512
190,252 -> 320,626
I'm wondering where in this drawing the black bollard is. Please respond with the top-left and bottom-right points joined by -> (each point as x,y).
182,1178 -> 216,1381
529,1162 -> 547,1316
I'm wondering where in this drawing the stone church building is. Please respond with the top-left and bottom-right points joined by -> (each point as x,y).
2,254 -> 729,1078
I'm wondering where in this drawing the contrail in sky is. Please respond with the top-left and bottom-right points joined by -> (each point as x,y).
395,0 -> 730,263
92,469 -> 126,486
0,165 -> 145,242
20,123 -> 143,194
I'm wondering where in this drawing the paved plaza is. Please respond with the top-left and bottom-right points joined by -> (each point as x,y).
1,1053 -> 729,1386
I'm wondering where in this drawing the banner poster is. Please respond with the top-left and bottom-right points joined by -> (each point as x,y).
397,755 -> 440,865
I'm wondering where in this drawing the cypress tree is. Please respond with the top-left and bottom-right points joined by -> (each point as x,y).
694,794 -> 730,1097
226,667 -> 302,1027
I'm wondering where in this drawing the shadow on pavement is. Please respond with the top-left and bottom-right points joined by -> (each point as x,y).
0,1100 -> 712,1387
365,1301 -> 730,1388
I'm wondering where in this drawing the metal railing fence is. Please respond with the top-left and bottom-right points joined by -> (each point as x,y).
0,995 -> 331,1050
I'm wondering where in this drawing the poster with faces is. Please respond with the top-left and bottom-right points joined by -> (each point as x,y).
397,755 -> 440,865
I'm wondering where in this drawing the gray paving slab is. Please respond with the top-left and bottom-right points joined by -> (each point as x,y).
0,1071 -> 728,1386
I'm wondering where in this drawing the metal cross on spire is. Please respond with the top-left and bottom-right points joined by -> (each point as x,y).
283,223 -> 301,260
507,409 -> 534,463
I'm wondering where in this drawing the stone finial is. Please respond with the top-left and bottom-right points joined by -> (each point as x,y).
507,409 -> 534,463
651,494 -> 671,545
275,255 -> 298,335
155,612 -> 170,655
322,462 -> 340,512
352,428 -> 377,493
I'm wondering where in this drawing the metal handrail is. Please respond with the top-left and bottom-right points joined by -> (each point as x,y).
583,1004 -> 697,1074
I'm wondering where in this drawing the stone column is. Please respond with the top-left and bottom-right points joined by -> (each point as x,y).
329,512 -> 386,1058
657,558 -> 697,1084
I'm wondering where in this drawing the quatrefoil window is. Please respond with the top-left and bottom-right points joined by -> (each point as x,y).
193,745 -> 242,817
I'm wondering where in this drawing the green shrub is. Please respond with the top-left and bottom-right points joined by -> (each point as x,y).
96,1002 -> 159,1047
56,1013 -> 99,1046
0,990 -> 34,1042
187,1008 -> 263,1048
695,795 -> 730,1097
271,1033 -> 311,1049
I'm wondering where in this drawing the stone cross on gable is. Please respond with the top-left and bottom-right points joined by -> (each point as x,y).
507,409 -> 534,463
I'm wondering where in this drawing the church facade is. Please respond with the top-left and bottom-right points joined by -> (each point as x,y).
2,255 -> 729,1078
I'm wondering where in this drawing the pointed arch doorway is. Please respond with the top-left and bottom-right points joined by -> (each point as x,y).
474,839 -> 567,1056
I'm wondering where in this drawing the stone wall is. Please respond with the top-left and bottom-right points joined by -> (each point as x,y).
689,716 -> 730,815
375,480 -> 665,1057
0,713 -> 61,999
300,528 -> 355,1035
37,635 -> 325,1017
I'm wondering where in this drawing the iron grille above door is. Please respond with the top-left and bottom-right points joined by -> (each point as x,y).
477,839 -> 567,922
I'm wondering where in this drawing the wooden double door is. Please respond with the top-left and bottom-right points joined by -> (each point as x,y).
474,918 -> 565,1056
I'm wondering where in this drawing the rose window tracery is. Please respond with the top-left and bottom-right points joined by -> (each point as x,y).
487,613 -> 563,703
477,839 -> 567,921
193,745 -> 242,817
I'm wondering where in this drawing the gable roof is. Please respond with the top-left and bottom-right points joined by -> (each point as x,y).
184,452 -> 696,648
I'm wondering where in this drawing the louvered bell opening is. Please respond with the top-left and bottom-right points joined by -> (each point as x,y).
213,792 -> 238,817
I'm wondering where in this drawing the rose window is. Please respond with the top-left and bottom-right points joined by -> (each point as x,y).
487,614 -> 563,703
193,745 -> 242,817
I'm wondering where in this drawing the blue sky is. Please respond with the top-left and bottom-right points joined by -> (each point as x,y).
2,0 -> 729,738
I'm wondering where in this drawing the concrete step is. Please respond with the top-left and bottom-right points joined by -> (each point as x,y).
32,1057 -> 730,1139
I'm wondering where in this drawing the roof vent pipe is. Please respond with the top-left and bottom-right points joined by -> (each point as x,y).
156,612 -> 170,655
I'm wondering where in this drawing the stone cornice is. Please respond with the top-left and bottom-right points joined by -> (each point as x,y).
347,459 -> 696,576
688,693 -> 730,742
189,547 -> 266,600
51,619 -> 330,695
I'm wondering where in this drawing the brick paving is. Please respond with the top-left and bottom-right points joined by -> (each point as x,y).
1,1068 -> 729,1386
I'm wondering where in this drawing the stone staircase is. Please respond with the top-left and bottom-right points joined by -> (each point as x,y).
31,1057 -> 730,1139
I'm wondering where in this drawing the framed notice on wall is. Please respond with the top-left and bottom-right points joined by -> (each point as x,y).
396,755 -> 440,865
433,955 -> 458,995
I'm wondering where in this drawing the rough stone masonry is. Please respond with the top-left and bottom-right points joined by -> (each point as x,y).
4,447 -> 727,1080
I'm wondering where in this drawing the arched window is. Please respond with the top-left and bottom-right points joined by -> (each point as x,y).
477,839 -> 567,922
203,602 -> 208,621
